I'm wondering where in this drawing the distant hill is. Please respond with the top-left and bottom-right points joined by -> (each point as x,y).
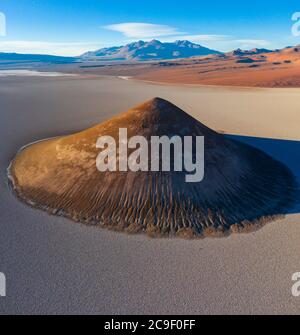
228,48 -> 272,57
0,53 -> 78,63
80,39 -> 222,61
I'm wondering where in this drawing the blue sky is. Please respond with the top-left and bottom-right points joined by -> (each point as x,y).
0,0 -> 299,55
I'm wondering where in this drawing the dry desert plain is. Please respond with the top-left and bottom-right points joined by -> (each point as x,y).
51,45 -> 300,88
1,74 -> 300,314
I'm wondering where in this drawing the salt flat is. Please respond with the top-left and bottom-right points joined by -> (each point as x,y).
0,70 -> 76,77
0,76 -> 300,314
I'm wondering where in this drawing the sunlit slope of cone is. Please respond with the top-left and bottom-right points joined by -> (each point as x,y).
10,98 -> 298,237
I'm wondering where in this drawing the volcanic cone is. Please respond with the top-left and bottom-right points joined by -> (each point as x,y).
9,98 -> 298,238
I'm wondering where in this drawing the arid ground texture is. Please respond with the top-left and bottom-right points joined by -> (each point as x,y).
1,75 -> 300,314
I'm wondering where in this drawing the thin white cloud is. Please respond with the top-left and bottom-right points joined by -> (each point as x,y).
160,34 -> 230,43
193,39 -> 272,53
182,35 -> 230,42
235,39 -> 270,47
0,40 -> 103,56
104,22 -> 184,39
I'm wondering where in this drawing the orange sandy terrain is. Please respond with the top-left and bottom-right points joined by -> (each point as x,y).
132,47 -> 300,87
73,46 -> 300,87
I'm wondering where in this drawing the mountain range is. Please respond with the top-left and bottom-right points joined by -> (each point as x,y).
0,41 -> 292,64
80,39 -> 221,61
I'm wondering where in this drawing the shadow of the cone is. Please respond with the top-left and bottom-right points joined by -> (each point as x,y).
226,134 -> 300,214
